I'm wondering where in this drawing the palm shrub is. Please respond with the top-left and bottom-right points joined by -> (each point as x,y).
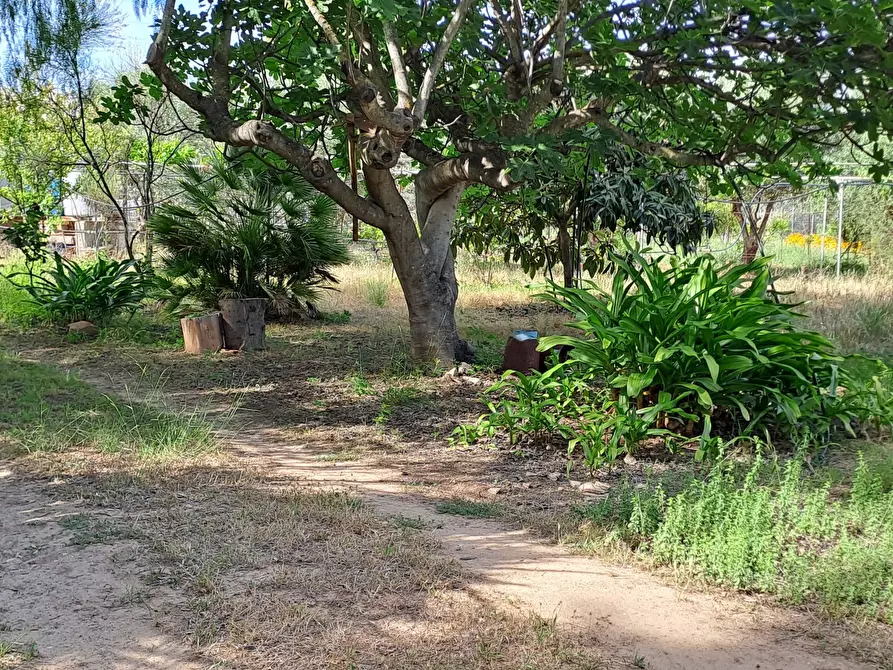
10,254 -> 152,324
149,156 -> 349,316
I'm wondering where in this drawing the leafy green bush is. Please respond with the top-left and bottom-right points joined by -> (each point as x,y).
149,156 -> 349,316
576,453 -> 893,623
10,254 -> 152,324
1,206 -> 47,262
456,246 -> 893,468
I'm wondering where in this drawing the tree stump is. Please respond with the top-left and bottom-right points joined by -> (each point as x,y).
219,298 -> 266,350
181,313 -> 224,354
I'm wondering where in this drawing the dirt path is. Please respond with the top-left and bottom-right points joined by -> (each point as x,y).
1,346 -> 882,670
229,428 -> 876,670
0,465 -> 205,670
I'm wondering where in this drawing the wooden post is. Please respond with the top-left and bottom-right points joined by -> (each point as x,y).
836,183 -> 845,278
180,313 -> 224,354
219,298 -> 266,350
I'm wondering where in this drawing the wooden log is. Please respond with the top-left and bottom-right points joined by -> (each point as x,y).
219,298 -> 266,350
180,313 -> 223,354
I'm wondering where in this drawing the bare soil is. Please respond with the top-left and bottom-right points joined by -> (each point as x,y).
0,466 -> 203,670
226,428 -> 882,670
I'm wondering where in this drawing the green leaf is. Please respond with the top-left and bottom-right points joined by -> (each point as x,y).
703,354 -> 719,383
627,369 -> 657,397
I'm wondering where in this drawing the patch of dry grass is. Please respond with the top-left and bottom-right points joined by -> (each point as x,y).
10,447 -> 614,670
776,271 -> 893,355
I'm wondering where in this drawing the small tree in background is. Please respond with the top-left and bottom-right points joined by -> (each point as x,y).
150,156 -> 349,317
0,81 -> 75,218
456,144 -> 713,287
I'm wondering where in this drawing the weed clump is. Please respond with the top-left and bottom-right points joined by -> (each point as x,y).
576,454 -> 893,623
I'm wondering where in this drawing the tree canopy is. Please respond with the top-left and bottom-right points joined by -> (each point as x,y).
5,0 -> 891,361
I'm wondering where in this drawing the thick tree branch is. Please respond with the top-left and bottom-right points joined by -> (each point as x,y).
416,153 -> 512,205
383,21 -> 413,109
305,0 -> 412,139
304,0 -> 351,77
240,120 -> 393,228
413,0 -> 475,123
347,13 -> 395,108
489,0 -> 523,66
363,164 -> 412,221
530,0 -> 577,60
420,184 -> 464,272
209,6 -> 235,106
403,137 -> 445,166
146,3 -> 390,228
146,0 -> 210,116
500,0 -> 566,135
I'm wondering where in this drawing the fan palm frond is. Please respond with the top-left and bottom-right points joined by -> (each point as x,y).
149,155 -> 349,316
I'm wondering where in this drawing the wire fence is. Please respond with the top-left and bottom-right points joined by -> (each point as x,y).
695,178 -> 893,277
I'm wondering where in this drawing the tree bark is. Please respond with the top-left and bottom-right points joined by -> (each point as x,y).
742,233 -> 760,264
181,313 -> 224,354
376,183 -> 472,365
741,202 -> 775,264
556,219 -> 575,288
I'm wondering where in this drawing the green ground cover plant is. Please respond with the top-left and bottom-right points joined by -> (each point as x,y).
457,246 -> 893,469
575,451 -> 893,624
7,254 -> 153,324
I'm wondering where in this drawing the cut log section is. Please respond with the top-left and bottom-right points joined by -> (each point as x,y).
219,298 -> 266,350
181,313 -> 224,354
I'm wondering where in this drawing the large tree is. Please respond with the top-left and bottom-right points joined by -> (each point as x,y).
15,0 -> 890,361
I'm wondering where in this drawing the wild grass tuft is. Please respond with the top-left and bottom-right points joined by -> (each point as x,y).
363,277 -> 390,308
0,271 -> 48,326
436,499 -> 503,518
0,352 -> 222,459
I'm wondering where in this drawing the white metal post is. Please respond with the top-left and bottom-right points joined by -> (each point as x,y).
836,183 -> 845,278
820,195 -> 828,266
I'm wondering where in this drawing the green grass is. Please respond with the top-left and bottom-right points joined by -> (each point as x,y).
391,515 -> 427,530
575,452 -> 893,624
0,273 -> 48,326
0,639 -> 38,661
436,499 -> 503,518
59,513 -> 142,546
465,326 -> 505,371
94,311 -> 183,349
374,385 -> 427,425
0,352 -> 220,458
362,277 -> 390,307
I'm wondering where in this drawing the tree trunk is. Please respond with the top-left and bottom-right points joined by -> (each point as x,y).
382,225 -> 472,364
405,273 -> 466,363
371,177 -> 473,365
556,220 -> 575,288
741,202 -> 775,264
219,298 -> 266,350
742,232 -> 759,264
